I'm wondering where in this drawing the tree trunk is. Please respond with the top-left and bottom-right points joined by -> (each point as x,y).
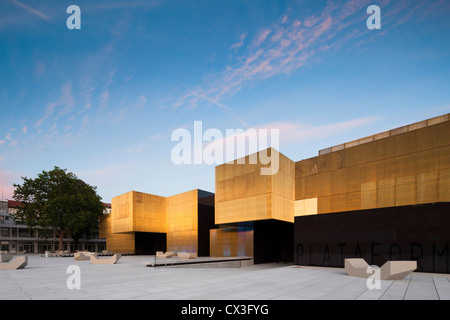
58,230 -> 64,251
73,236 -> 79,252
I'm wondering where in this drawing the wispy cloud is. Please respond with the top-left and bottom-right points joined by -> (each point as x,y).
103,94 -> 147,125
36,84 -> 74,127
126,131 -> 166,153
230,34 -> 246,50
207,116 -> 378,146
9,0 -> 50,22
253,29 -> 271,47
100,90 -> 110,108
198,116 -> 379,162
86,1 -> 159,11
127,142 -> 150,153
5,132 -> 17,147
258,116 -> 379,145
173,0 -> 440,112
172,2 -> 349,110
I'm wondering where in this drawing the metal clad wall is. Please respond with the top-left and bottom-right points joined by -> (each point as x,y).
167,190 -> 198,253
295,119 -> 450,214
215,148 -> 295,224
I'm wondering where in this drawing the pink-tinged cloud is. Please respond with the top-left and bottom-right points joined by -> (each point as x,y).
230,34 -> 246,50
173,2 -> 349,110
9,0 -> 50,22
259,116 -> 379,145
0,171 -> 23,200
174,0 -> 444,112
253,29 -> 272,47
199,116 -> 379,163
5,132 -> 17,147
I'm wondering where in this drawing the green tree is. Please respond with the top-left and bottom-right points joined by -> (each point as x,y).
12,166 -> 105,251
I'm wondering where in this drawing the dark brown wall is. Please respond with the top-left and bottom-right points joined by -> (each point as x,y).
294,202 -> 450,273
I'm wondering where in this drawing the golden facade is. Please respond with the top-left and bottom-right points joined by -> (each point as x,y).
295,114 -> 450,215
167,190 -> 198,253
99,214 -> 135,253
209,228 -> 253,257
101,189 -> 212,254
215,148 -> 295,224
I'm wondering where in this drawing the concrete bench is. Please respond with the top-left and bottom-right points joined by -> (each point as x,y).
0,253 -> 13,263
0,256 -> 28,270
177,252 -> 197,260
90,253 -> 121,264
345,258 -> 417,280
74,252 -> 94,261
157,251 -> 175,258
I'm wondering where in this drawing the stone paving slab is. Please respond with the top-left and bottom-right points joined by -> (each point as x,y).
0,255 -> 448,300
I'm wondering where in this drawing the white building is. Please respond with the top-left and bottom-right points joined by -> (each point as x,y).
0,200 -> 108,253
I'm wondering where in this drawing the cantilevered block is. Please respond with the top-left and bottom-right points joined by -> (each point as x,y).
90,253 -> 121,265
0,256 -> 28,270
215,148 -> 295,224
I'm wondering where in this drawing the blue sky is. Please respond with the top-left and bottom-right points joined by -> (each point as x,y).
1,0 -> 449,202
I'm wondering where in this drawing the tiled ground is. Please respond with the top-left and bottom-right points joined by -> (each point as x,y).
0,254 -> 449,300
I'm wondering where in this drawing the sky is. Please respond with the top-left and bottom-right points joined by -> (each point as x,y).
0,0 -> 449,203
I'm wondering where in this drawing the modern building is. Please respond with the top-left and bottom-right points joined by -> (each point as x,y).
100,113 -> 450,273
294,114 -> 450,274
99,190 -> 215,255
0,200 -> 109,253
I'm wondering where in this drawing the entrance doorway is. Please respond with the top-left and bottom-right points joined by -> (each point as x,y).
135,232 -> 166,255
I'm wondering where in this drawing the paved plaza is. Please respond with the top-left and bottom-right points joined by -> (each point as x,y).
0,254 -> 449,300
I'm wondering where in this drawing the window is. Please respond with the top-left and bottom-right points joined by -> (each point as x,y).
1,227 -> 10,237
18,228 -> 32,238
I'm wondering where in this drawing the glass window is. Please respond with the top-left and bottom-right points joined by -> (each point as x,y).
1,227 -> 10,237
18,228 -> 31,237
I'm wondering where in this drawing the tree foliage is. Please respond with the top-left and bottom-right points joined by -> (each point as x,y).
12,166 -> 105,251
